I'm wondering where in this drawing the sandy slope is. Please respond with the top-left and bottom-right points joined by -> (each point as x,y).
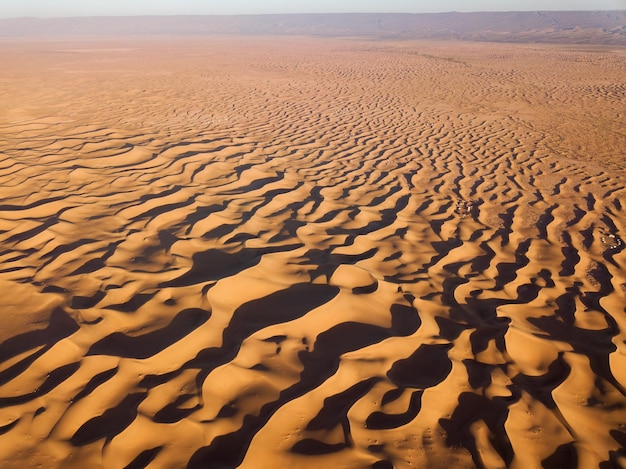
0,37 -> 625,468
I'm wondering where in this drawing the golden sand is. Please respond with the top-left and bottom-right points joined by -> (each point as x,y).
0,36 -> 625,468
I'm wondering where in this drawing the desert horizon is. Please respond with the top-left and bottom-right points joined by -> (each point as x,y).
0,11 -> 626,469
1,11 -> 625,45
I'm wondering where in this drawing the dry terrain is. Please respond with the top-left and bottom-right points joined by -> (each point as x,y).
0,36 -> 625,468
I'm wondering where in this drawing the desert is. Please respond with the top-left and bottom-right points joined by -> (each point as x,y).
0,14 -> 625,469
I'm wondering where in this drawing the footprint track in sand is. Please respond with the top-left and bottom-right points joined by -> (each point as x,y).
0,37 -> 625,468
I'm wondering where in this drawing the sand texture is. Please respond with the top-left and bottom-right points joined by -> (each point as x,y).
0,37 -> 625,468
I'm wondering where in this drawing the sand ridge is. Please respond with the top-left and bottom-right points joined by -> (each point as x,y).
0,37 -> 625,468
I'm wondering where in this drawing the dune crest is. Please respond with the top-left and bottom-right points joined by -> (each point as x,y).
0,37 -> 625,468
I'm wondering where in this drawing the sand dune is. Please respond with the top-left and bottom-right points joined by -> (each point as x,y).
0,37 -> 625,468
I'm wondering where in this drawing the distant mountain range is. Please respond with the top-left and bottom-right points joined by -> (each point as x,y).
1,11 -> 625,44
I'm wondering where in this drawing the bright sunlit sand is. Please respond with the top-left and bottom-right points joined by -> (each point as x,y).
0,30 -> 625,468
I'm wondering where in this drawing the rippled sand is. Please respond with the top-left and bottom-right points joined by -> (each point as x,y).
0,37 -> 625,468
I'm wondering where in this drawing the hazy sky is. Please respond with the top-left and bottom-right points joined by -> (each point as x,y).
0,0 -> 624,18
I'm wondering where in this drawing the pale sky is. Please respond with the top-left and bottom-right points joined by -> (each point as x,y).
0,0 -> 624,18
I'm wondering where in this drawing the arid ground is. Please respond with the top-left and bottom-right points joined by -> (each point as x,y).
0,35 -> 625,468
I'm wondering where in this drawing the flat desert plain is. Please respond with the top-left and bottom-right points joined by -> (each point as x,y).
0,36 -> 625,469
